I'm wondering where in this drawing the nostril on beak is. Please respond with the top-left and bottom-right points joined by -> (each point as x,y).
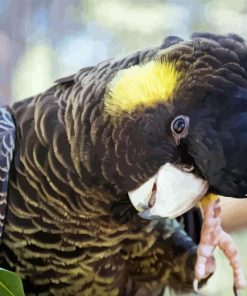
148,182 -> 157,208
181,164 -> 194,173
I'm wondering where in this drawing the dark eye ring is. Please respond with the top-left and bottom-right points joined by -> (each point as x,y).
171,115 -> 189,135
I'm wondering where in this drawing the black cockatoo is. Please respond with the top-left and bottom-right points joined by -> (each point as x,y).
0,32 -> 247,295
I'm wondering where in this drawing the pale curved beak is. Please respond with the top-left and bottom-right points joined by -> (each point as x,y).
128,163 -> 208,219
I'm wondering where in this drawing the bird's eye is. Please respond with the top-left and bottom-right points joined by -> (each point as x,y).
172,117 -> 186,134
171,115 -> 189,143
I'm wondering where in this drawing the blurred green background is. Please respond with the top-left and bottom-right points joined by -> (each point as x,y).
1,0 -> 247,295
1,0 -> 247,104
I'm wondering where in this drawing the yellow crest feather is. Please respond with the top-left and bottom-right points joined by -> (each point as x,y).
104,60 -> 180,119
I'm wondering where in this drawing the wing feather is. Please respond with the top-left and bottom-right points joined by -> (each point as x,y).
0,107 -> 15,237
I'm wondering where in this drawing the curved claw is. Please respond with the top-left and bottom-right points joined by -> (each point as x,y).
193,279 -> 199,294
233,286 -> 241,296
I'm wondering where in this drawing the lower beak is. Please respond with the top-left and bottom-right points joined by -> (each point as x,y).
128,163 -> 208,219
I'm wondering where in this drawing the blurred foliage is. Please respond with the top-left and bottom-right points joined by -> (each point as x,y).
1,0 -> 247,102
0,268 -> 25,296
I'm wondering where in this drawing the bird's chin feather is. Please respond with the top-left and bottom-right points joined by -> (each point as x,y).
128,163 -> 209,219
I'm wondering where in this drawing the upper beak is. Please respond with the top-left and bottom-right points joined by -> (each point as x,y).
128,163 -> 208,219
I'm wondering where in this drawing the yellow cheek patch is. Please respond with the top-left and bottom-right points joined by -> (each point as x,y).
104,60 -> 180,119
